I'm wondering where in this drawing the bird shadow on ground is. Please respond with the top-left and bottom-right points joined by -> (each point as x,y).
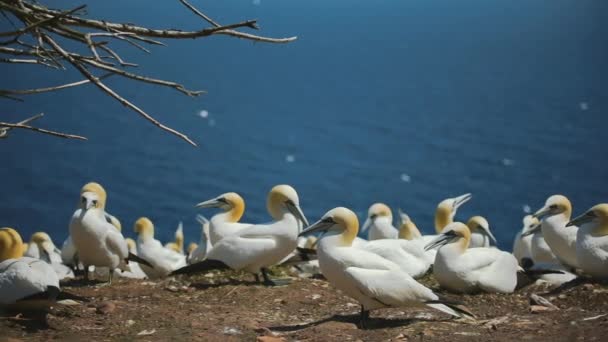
0,311 -> 53,332
60,278 -> 107,287
266,313 -> 443,331
189,278 -> 259,290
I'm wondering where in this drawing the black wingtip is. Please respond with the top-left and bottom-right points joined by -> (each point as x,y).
127,252 -> 154,268
57,290 -> 90,302
170,259 -> 230,276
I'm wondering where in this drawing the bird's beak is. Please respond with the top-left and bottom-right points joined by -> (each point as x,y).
195,197 -> 226,209
521,222 -> 541,237
41,242 -> 54,261
397,208 -> 409,226
286,201 -> 309,227
85,199 -> 95,210
480,226 -> 497,245
533,206 -> 551,220
361,217 -> 373,234
566,211 -> 595,227
299,218 -> 334,237
453,193 -> 472,209
425,231 -> 457,251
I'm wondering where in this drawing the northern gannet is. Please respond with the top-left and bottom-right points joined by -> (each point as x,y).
164,222 -> 185,255
0,227 -> 60,307
427,222 -> 518,293
465,216 -> 497,248
195,192 -> 251,245
69,182 -> 150,283
62,210 -> 122,268
361,203 -> 398,240
397,209 -> 438,260
134,217 -> 187,278
435,193 -> 472,233
188,215 -> 211,264
567,204 -> 608,279
173,185 -> 309,286
299,207 -> 473,328
25,232 -> 74,280
532,195 -> 579,269
512,215 -> 537,264
119,238 -> 147,279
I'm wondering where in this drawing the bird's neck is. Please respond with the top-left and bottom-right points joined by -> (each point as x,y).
399,222 -> 422,240
217,204 -> 244,223
435,208 -> 453,233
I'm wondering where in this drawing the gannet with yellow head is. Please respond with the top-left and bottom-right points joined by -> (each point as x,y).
299,207 -> 473,328
465,216 -> 497,248
61,184 -> 122,268
567,204 -> 608,279
512,215 -> 538,264
173,185 -> 309,286
0,227 -> 60,306
195,192 -> 251,245
69,182 -> 148,283
426,222 -> 518,293
361,203 -> 398,240
24,232 -> 74,280
396,209 -> 439,260
134,217 -> 187,278
435,193 -> 472,233
531,195 -> 579,269
164,222 -> 185,255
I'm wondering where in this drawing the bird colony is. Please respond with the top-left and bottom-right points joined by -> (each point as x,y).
1,182 -> 607,328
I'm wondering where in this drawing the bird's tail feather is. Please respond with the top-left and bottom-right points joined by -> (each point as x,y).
127,252 -> 154,268
57,290 -> 89,302
426,300 -> 475,318
170,259 -> 230,276
283,247 -> 318,265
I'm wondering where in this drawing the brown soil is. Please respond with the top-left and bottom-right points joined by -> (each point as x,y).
1,268 -> 607,341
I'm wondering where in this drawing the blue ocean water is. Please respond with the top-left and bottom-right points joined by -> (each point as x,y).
1,0 -> 607,250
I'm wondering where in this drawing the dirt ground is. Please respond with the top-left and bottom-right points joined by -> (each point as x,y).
1,268 -> 607,341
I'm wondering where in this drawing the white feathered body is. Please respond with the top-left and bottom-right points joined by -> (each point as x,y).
0,257 -> 60,305
434,244 -> 518,294
540,214 -> 579,269
137,237 -> 187,278
207,214 -> 299,273
69,208 -> 129,271
358,239 -> 433,278
576,224 -> 608,279
367,217 -> 398,240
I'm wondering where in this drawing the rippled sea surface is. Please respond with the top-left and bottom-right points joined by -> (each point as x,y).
1,0 -> 607,250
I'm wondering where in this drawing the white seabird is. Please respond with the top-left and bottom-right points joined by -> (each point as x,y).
465,216 -> 497,248
567,203 -> 608,280
195,192 -> 251,245
0,227 -> 61,307
532,195 -> 579,269
299,207 -> 473,328
512,215 -> 538,264
134,217 -> 187,279
69,182 -> 149,283
188,215 -> 211,264
25,232 -> 74,280
173,184 -> 309,286
164,222 -> 185,255
427,222 -> 518,294
435,193 -> 472,233
361,203 -> 398,240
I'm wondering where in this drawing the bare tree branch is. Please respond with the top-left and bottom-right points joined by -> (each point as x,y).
0,0 -> 297,145
0,73 -> 113,95
43,33 -> 197,146
0,113 -> 87,140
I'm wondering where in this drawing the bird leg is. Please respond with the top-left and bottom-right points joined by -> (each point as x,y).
83,265 -> 89,282
108,269 -> 114,285
261,267 -> 291,286
254,273 -> 261,283
359,306 -> 370,329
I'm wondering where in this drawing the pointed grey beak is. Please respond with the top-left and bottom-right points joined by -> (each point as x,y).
286,200 -> 309,227
360,217 -> 373,234
299,217 -> 335,237
397,209 -> 410,226
567,211 -> 595,227
195,197 -> 226,209
533,206 -> 552,220
521,222 -> 541,237
479,225 -> 497,245
424,231 -> 457,251
196,214 -> 209,225
453,193 -> 472,209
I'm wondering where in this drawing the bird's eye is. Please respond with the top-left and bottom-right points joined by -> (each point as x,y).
92,200 -> 98,207
549,204 -> 558,210
81,197 -> 86,203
